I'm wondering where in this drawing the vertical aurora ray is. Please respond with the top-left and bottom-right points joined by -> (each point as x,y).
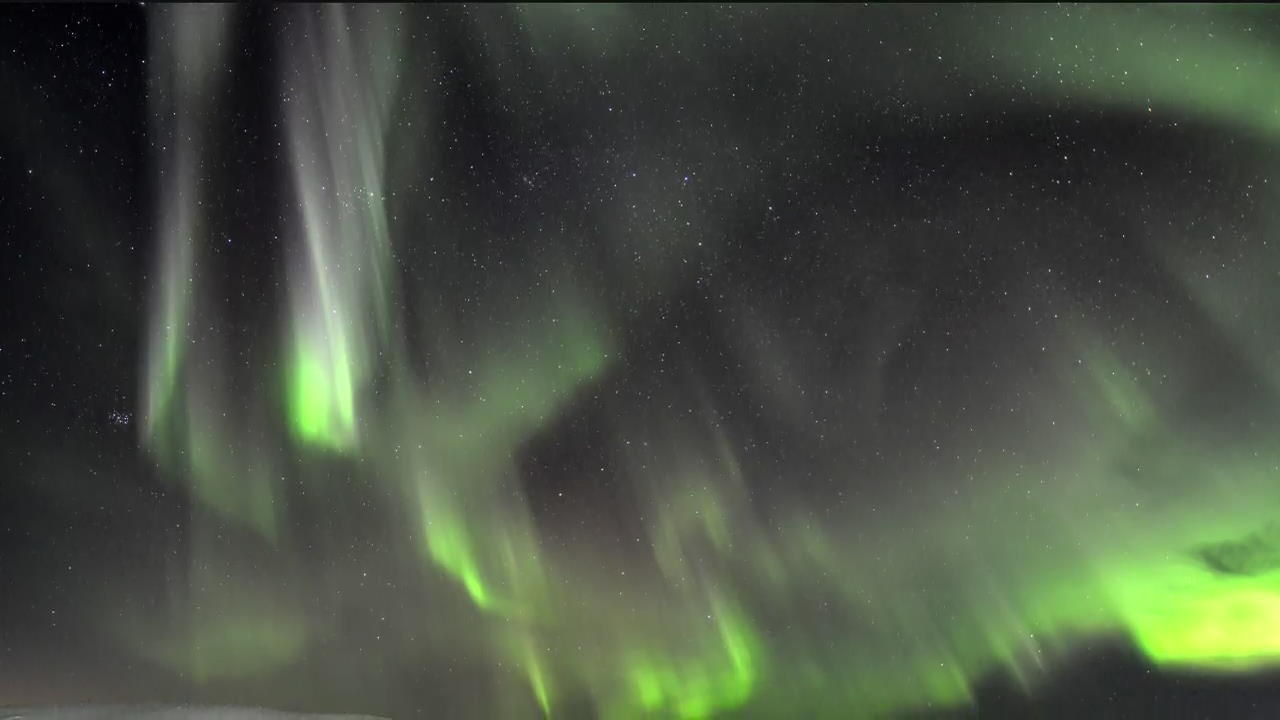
140,4 -> 230,456
281,4 -> 401,452
139,5 -> 283,541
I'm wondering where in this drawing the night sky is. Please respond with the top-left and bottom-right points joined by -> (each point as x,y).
5,4 -> 1280,718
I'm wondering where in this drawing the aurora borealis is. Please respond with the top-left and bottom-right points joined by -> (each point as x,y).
6,3 -> 1280,717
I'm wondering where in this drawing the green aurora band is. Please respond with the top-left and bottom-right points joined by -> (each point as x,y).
132,4 -> 1280,717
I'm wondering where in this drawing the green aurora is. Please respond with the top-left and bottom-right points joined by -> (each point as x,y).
124,4 -> 1280,717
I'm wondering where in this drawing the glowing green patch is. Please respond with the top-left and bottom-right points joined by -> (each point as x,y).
418,492 -> 494,610
623,600 -> 760,718
1119,563 -> 1280,670
286,336 -> 357,450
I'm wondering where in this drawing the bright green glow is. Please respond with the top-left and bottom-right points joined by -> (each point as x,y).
1104,524 -> 1280,670
290,352 -> 329,439
418,489 -> 494,610
622,600 -> 760,719
287,333 -> 357,450
1122,566 -> 1280,669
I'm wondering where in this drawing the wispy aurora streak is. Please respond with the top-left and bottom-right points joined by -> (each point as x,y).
132,4 -> 1280,717
141,5 -> 282,544
281,7 -> 402,452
